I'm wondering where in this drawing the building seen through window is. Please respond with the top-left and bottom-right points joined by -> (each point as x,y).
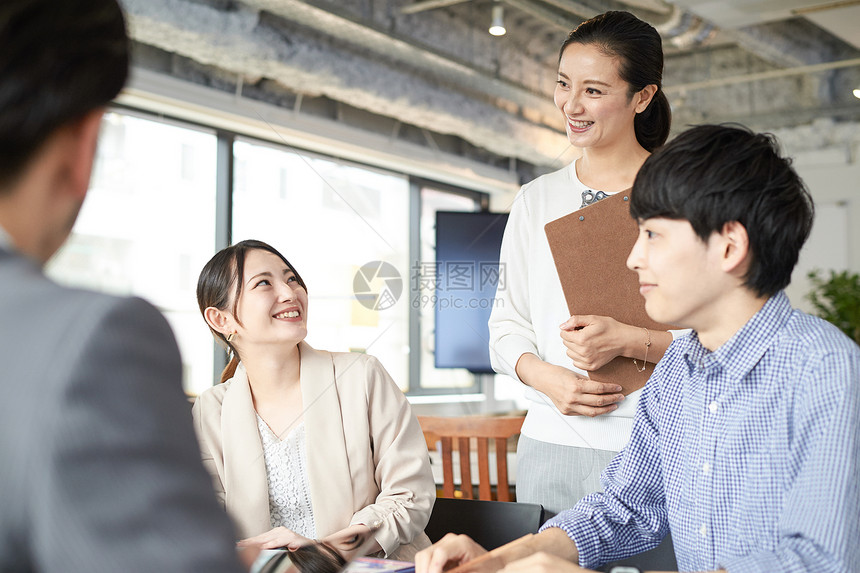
48,110 -> 487,396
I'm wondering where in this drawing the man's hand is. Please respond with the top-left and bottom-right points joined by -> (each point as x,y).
516,353 -> 624,416
414,533 -> 488,573
499,552 -> 591,572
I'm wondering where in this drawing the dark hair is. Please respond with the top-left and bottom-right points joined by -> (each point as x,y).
0,0 -> 129,189
287,543 -> 347,573
255,542 -> 346,573
197,240 -> 307,372
630,124 -> 814,297
560,11 -> 670,151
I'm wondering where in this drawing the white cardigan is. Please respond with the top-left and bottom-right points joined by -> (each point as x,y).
489,161 -> 645,452
192,341 -> 434,559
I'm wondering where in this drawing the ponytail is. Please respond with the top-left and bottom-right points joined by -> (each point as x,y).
219,355 -> 239,383
635,89 -> 671,151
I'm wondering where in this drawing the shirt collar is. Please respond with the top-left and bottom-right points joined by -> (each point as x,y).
683,292 -> 793,380
0,222 -> 13,252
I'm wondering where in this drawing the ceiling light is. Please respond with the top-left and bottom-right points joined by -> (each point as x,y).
854,87 -> 860,99
489,3 -> 506,36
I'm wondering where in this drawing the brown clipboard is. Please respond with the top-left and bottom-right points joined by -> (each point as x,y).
544,191 -> 673,394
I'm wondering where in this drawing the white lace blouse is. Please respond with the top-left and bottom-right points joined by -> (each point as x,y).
256,414 -> 316,538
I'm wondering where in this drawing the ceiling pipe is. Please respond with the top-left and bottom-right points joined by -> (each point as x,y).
652,4 -> 685,35
401,0 -> 473,15
502,0 -> 578,31
240,0 -> 557,117
666,17 -> 716,49
664,56 -> 860,93
506,0 -> 714,49
532,0 -> 595,20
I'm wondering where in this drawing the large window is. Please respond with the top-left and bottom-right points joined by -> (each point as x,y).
46,111 -> 218,394
232,139 -> 411,389
47,108 -> 487,396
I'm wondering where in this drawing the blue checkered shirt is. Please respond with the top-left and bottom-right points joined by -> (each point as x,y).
543,292 -> 860,572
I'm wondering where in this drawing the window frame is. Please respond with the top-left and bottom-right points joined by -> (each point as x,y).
102,104 -> 492,396
407,178 -> 489,396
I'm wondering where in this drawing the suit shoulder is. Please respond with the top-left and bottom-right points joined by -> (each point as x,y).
83,295 -> 176,349
2,262 -> 176,377
10,264 -> 167,332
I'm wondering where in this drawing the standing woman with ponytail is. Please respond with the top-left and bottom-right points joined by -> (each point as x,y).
488,11 -> 682,515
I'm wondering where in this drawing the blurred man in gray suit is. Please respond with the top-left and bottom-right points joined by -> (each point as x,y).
0,1 -> 246,571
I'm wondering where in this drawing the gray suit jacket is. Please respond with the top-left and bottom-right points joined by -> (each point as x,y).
0,246 -> 243,572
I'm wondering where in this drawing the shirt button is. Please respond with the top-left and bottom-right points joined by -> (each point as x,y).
708,401 -> 718,413
702,462 -> 711,474
700,524 -> 708,537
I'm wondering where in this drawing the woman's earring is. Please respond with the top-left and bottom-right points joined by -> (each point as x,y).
226,332 -> 236,343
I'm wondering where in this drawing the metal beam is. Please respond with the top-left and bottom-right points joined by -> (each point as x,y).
123,0 -> 570,166
664,56 -> 860,93
401,0 -> 473,15
793,0 -> 860,15
532,0 -> 595,20
243,0 -> 555,118
502,0 -> 578,31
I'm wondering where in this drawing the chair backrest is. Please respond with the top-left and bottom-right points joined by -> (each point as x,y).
424,497 -> 545,550
417,415 -> 524,502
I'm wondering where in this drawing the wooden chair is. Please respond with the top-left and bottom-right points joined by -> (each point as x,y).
417,415 -> 524,502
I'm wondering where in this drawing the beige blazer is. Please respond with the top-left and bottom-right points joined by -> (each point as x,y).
192,341 -> 434,559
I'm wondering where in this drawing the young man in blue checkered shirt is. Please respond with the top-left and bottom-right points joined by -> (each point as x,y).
416,124 -> 860,573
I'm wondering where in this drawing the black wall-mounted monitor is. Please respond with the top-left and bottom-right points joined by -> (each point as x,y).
434,210 -> 509,374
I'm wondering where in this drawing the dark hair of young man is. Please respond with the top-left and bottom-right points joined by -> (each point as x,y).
630,123 -> 815,298
0,0 -> 129,189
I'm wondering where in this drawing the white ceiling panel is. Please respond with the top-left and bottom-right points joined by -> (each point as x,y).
670,0 -> 843,28
804,5 -> 860,49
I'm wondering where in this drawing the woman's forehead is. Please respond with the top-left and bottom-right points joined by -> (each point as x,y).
243,249 -> 289,270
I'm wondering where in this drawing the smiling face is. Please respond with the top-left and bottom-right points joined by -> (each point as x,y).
229,249 -> 308,349
554,42 -> 650,150
626,217 -> 732,333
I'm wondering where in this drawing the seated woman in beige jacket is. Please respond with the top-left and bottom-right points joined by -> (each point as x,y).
192,239 -> 434,561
